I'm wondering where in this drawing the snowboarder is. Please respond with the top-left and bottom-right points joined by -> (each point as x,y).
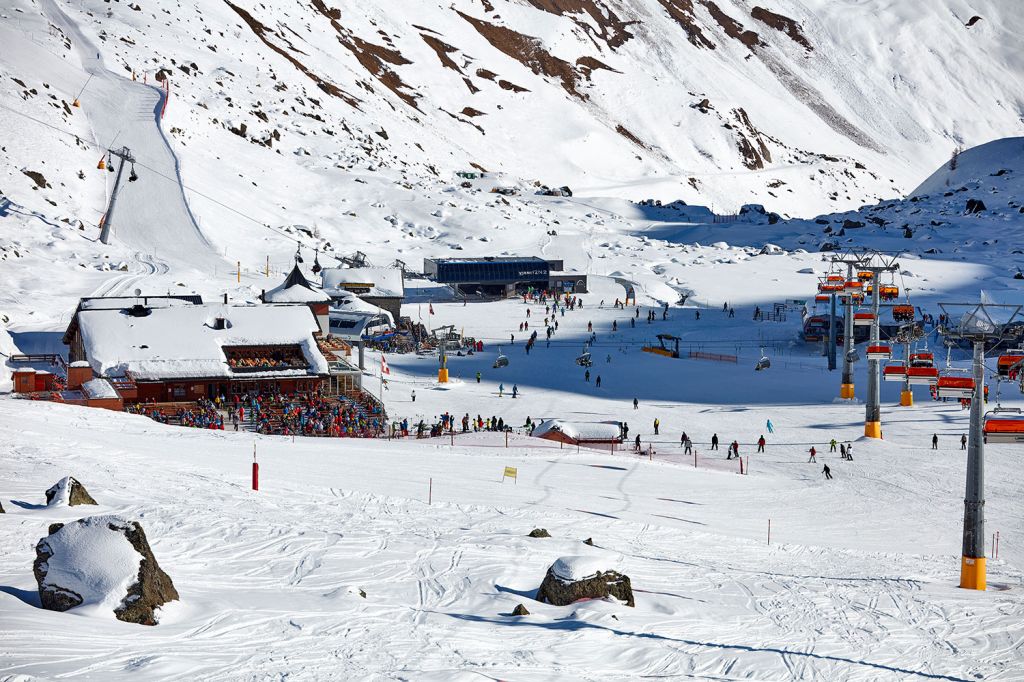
766,419 -> 774,434
931,433 -> 938,450
830,438 -> 837,452
757,435 -> 766,453
596,375 -> 602,388
411,390 -> 416,403
808,446 -> 817,463
961,434 -> 968,450
512,384 -> 519,399
653,418 -> 660,435
711,433 -> 719,450
823,464 -> 832,480
633,397 -> 639,410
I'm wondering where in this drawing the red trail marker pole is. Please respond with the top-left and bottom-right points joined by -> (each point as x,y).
252,443 -> 259,491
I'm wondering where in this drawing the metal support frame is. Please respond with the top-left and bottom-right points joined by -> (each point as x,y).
99,146 -> 136,245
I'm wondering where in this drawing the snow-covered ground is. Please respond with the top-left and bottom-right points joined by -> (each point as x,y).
2,0 -> 1024,679
1,393 -> 1023,680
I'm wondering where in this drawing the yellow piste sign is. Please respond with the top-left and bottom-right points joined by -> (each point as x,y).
502,466 -> 518,483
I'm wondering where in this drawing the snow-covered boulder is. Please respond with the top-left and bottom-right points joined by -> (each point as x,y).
45,476 -> 97,507
33,516 -> 179,625
536,555 -> 634,607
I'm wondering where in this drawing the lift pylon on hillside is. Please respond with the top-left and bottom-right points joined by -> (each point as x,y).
857,251 -> 901,437
938,302 -> 1022,591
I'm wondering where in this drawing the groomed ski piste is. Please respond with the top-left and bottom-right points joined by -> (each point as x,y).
2,0 -> 1024,680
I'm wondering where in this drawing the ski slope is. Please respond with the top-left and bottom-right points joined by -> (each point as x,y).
1,397 -> 1023,680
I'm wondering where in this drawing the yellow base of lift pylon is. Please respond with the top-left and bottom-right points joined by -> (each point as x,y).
437,368 -> 449,384
840,383 -> 855,399
864,421 -> 882,438
960,556 -> 986,591
900,390 -> 913,406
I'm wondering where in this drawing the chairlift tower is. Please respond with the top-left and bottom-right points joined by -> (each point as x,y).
830,250 -> 874,399
99,146 -> 137,245
859,252 -> 901,438
938,302 -> 1022,591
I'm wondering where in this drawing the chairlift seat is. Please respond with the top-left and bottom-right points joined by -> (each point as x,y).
936,375 -> 975,399
866,344 -> 892,360
906,366 -> 939,385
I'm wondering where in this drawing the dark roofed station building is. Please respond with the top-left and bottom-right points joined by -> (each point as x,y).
424,257 -> 552,297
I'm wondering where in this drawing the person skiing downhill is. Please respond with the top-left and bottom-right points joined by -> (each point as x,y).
766,419 -> 775,434
823,464 -> 832,480
808,446 -> 817,463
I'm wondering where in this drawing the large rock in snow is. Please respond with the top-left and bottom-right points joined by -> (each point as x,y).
34,515 -> 179,625
45,476 -> 97,507
536,555 -> 634,607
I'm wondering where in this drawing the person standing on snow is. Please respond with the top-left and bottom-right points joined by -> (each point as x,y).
757,435 -> 766,453
766,419 -> 774,434
846,443 -> 853,461
680,431 -> 688,447
595,375 -> 602,388
411,390 -> 416,403
808,446 -> 817,463
711,433 -> 719,450
476,371 -> 481,383
830,438 -> 837,452
684,437 -> 693,455
498,383 -> 504,397
633,397 -> 639,410
653,418 -> 660,435
512,384 -> 519,399
840,443 -> 847,459
585,369 -> 591,382
961,434 -> 967,450
634,434 -> 642,452
622,422 -> 629,441
932,433 -> 938,450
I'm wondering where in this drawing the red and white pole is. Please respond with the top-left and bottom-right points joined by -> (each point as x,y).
252,442 -> 259,491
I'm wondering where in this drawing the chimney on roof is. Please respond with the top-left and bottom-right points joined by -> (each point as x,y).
213,316 -> 227,330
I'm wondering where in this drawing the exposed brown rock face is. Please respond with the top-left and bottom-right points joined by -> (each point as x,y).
522,0 -> 634,49
657,0 -> 715,49
751,6 -> 812,50
34,517 -> 179,626
536,562 -> 635,607
458,11 -> 599,99
702,0 -> 760,48
732,107 -> 771,170
45,476 -> 97,507
421,34 -> 463,74
615,124 -> 649,150
224,1 -> 359,107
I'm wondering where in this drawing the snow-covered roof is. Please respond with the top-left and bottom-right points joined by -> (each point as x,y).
79,296 -> 201,311
265,264 -> 332,304
532,419 -> 621,442
82,378 -> 119,400
322,267 -> 405,298
77,304 -> 329,381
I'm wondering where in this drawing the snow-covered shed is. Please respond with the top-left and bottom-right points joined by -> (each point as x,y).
532,419 -> 623,445
321,267 -> 405,321
67,300 -> 330,402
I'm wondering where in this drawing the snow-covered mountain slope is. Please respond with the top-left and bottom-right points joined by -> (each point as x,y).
5,0 -> 1024,224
